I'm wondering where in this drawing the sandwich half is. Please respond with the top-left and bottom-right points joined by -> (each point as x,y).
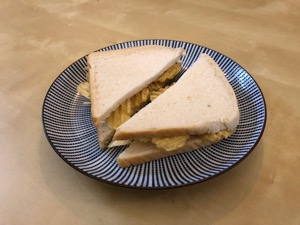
114,54 -> 240,167
79,45 -> 185,148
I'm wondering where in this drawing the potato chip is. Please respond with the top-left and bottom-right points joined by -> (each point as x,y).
152,136 -> 189,151
77,82 -> 90,99
105,63 -> 181,130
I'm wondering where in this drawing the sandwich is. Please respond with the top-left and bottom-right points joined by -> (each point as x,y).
113,54 -> 240,167
77,45 -> 185,148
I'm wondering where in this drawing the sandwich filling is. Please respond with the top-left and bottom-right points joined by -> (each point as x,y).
77,81 -> 90,99
77,63 -> 181,129
106,63 -> 180,129
146,129 -> 233,151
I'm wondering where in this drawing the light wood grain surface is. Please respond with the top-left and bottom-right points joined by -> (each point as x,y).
1,0 -> 300,224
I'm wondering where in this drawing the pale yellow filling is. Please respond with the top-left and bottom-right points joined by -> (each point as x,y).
77,63 -> 181,129
150,130 -> 233,151
152,136 -> 190,151
106,63 -> 181,129
77,82 -> 90,99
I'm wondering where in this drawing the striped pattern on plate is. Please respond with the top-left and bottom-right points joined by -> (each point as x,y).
42,40 -> 266,189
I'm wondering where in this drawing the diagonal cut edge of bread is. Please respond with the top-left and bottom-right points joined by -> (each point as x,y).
114,53 -> 240,141
87,45 -> 185,148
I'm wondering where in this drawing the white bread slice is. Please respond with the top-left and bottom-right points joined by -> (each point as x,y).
87,45 -> 185,148
117,138 -> 212,168
114,53 -> 240,140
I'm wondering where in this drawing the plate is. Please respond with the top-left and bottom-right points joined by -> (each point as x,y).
42,39 -> 266,189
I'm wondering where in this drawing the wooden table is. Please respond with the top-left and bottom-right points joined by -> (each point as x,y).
1,1 -> 299,224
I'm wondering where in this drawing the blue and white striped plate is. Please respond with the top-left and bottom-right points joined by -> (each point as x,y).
42,40 -> 266,189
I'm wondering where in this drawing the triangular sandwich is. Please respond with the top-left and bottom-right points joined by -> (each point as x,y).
80,45 -> 185,148
114,54 -> 240,167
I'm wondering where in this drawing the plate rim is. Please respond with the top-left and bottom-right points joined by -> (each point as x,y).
42,39 -> 267,190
